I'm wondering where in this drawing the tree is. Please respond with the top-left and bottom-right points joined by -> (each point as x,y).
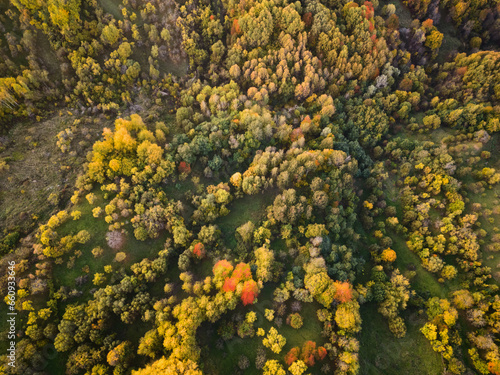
263,360 -> 286,375
131,356 -> 202,374
192,243 -> 206,258
285,347 -> 300,366
263,327 -> 286,354
241,280 -> 259,305
287,313 -> 304,329
301,341 -> 317,366
334,281 -> 353,303
255,246 -> 274,282
107,342 -> 132,367
101,23 -> 121,46
289,360 -> 308,375
335,302 -> 362,334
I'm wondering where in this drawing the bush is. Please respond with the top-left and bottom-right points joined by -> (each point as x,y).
287,313 -> 303,329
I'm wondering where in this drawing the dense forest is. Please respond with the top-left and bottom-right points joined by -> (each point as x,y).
0,0 -> 499,373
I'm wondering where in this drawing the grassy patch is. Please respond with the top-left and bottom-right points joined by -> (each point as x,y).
0,113 -> 108,235
358,304 -> 444,375
199,285 -> 328,374
97,0 -> 123,19
379,0 -> 413,28
391,235 -> 448,298
35,30 -> 62,80
216,190 -> 277,249
52,193 -> 168,291
435,7 -> 463,63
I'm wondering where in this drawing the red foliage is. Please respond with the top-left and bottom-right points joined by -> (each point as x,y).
285,347 -> 301,366
364,1 -> 374,18
241,280 -> 258,305
301,341 -> 317,367
231,19 -> 241,35
316,346 -> 327,361
178,161 -> 191,174
302,12 -> 313,27
213,260 -> 234,279
232,263 -> 252,281
210,14 -> 215,20
399,77 -> 413,91
333,281 -> 353,303
223,277 -> 238,292
368,21 -> 374,32
193,243 -> 205,258
456,66 -> 468,75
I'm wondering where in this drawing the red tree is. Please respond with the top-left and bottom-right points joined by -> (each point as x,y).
223,277 -> 237,292
178,161 -> 191,174
241,280 -> 258,305
285,347 -> 300,366
301,341 -> 317,366
193,243 -> 205,258
231,19 -> 241,35
302,12 -> 313,27
364,1 -> 374,18
316,346 -> 327,361
232,262 -> 251,281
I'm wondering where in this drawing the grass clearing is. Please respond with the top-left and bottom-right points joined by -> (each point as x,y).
435,7 -> 463,63
391,235 -> 448,298
199,285 -> 328,375
97,0 -> 123,19
0,113 -> 108,235
216,190 -> 277,249
379,0 -> 413,28
358,304 -> 444,375
35,30 -> 62,80
53,192 -> 168,291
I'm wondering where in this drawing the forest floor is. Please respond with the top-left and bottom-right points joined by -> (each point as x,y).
198,285 -> 329,375
0,112 -> 108,236
358,304 -> 444,375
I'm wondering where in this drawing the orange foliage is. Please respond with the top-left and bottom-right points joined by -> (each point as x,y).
178,161 -> 191,174
231,19 -> 241,35
333,281 -> 353,303
422,18 -> 433,30
301,341 -> 317,367
364,1 -> 374,18
291,128 -> 304,142
241,280 -> 258,305
223,277 -> 237,292
489,361 -> 500,375
316,346 -> 327,360
213,259 -> 234,279
381,248 -> 397,262
285,347 -> 300,366
232,262 -> 252,281
193,243 -> 205,258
